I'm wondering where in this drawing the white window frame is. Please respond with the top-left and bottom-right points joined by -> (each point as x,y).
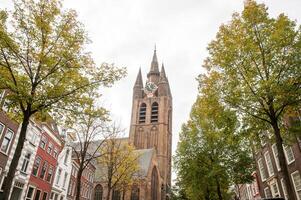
47,142 -> 53,154
40,135 -> 47,149
0,128 -> 14,154
63,172 -> 68,188
0,122 -> 5,135
0,90 -> 5,102
53,148 -> 58,158
270,180 -> 280,197
264,151 -> 274,177
264,187 -> 272,198
25,185 -> 36,200
258,158 -> 267,181
291,171 -> 301,200
56,168 -> 62,185
281,178 -> 288,200
42,191 -> 48,200
272,144 -> 281,171
283,145 -> 295,164
21,152 -> 31,173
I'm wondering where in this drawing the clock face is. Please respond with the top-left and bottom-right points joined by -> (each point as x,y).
144,81 -> 158,97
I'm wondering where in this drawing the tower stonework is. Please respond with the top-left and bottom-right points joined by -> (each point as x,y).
129,49 -> 172,188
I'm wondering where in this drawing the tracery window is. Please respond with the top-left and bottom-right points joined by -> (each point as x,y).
112,189 -> 120,200
151,167 -> 159,200
139,103 -> 147,123
94,184 -> 103,200
131,185 -> 139,200
151,102 -> 159,123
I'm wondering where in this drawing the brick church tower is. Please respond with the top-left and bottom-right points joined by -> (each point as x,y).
129,48 -> 172,187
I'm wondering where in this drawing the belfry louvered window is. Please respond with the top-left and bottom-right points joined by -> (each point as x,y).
139,103 -> 147,123
151,102 -> 159,123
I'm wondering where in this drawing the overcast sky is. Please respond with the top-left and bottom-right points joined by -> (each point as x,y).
1,0 -> 301,181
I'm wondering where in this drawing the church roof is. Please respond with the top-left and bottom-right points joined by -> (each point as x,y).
135,148 -> 154,176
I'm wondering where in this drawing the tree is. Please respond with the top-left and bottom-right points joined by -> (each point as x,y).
174,71 -> 253,200
0,0 -> 126,198
203,1 -> 301,199
97,125 -> 140,200
66,91 -> 111,200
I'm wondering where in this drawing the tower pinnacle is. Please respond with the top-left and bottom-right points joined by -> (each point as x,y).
148,47 -> 160,78
134,68 -> 143,87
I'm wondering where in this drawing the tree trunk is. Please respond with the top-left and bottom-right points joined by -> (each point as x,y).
272,119 -> 296,200
235,184 -> 241,200
106,186 -> 111,200
216,177 -> 223,200
122,188 -> 125,200
75,165 -> 84,200
2,112 -> 30,200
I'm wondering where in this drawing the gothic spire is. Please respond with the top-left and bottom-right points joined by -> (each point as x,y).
148,47 -> 160,77
159,63 -> 167,82
134,68 -> 143,87
158,63 -> 171,96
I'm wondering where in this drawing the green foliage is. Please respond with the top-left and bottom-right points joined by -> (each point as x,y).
0,0 -> 126,121
204,0 -> 301,128
0,0 -> 126,198
175,71 -> 254,200
201,1 -> 301,199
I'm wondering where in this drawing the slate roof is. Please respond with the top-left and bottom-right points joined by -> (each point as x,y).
94,147 -> 155,182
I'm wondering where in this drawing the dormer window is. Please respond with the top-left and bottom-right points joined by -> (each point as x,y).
151,102 -> 159,123
139,103 -> 147,123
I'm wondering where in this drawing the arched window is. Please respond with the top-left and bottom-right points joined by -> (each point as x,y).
139,103 -> 147,123
94,184 -> 103,200
151,102 -> 159,123
151,167 -> 159,200
112,189 -> 121,200
131,185 -> 140,200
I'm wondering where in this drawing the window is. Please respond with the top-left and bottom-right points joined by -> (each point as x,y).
64,149 -> 70,164
56,168 -> 62,185
284,146 -> 295,164
264,151 -> 274,177
272,144 -> 281,171
258,158 -> 267,181
47,142 -> 53,154
21,153 -> 31,173
94,184 -> 103,200
270,181 -> 280,197
131,185 -> 140,200
264,187 -> 272,198
139,103 -> 146,123
42,192 -> 48,200
281,178 -> 288,200
34,189 -> 41,200
0,123 -> 4,135
63,172 -> 68,188
151,102 -> 159,123
40,161 -> 48,179
0,90 -> 4,102
151,167 -> 159,200
0,129 -> 14,153
46,165 -> 53,182
40,135 -> 47,149
112,189 -> 121,200
53,148 -> 58,158
26,186 -> 35,200
32,157 -> 41,176
291,171 -> 301,200
2,98 -> 12,112
68,181 -> 73,195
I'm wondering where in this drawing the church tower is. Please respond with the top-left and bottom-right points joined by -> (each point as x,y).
129,48 -> 172,187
